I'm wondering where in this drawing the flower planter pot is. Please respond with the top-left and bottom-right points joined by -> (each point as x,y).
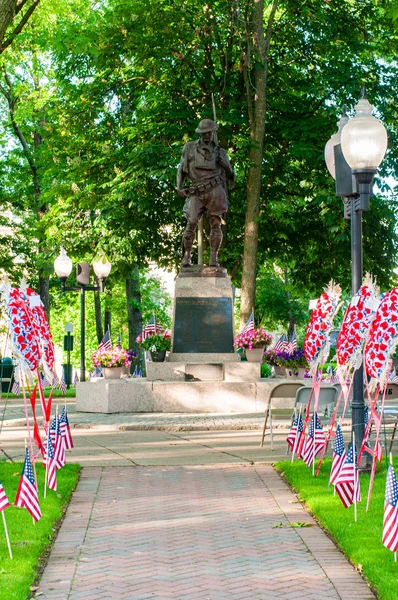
274,366 -> 286,377
285,367 -> 307,379
245,346 -> 265,363
103,366 -> 123,379
149,350 -> 166,363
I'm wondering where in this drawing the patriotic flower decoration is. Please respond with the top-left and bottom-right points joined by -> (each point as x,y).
337,275 -> 380,372
25,287 -> 55,372
304,281 -> 342,373
92,346 -> 131,368
6,286 -> 41,372
137,331 -> 172,352
234,328 -> 272,351
364,287 -> 398,390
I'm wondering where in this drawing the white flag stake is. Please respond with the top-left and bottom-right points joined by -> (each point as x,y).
312,412 -> 316,477
44,421 -> 49,499
291,406 -> 302,463
1,511 -> 12,559
353,431 -> 357,523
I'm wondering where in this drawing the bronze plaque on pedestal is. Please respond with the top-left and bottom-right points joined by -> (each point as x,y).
173,297 -> 234,353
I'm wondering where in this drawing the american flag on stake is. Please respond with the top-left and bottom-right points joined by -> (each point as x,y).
142,315 -> 164,340
59,375 -> 66,395
274,334 -> 288,354
0,482 -> 10,512
383,463 -> 398,555
329,424 -> 347,485
15,448 -> 41,522
98,328 -> 112,351
45,434 -> 57,492
12,380 -> 20,395
286,413 -> 304,453
54,412 -> 66,469
0,481 -> 12,559
285,331 -> 297,356
52,373 -> 60,389
73,371 -> 79,386
334,442 -> 361,509
303,413 -> 325,466
60,405 -> 74,450
241,311 -> 255,335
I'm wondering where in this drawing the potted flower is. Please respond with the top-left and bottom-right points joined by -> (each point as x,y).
284,348 -> 309,378
234,328 -> 273,362
91,347 -> 132,379
136,331 -> 171,362
263,349 -> 290,376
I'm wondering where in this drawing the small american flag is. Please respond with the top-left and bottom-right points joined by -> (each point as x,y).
329,425 -> 347,485
45,434 -> 57,491
49,414 -> 57,448
383,464 -> 398,552
274,334 -> 288,354
0,482 -> 10,512
59,376 -> 67,395
142,315 -> 164,340
73,371 -> 79,386
286,413 -> 304,452
52,373 -> 60,389
241,311 -> 255,335
303,413 -> 325,466
15,448 -> 41,522
54,414 -> 66,469
12,380 -> 20,395
60,406 -> 74,450
285,331 -> 297,356
334,442 -> 361,508
40,373 -> 50,388
98,329 -> 112,351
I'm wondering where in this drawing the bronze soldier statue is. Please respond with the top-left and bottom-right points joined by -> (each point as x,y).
177,119 -> 235,268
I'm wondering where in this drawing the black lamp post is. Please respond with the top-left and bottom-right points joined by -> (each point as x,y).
54,248 -> 112,382
324,89 -> 388,450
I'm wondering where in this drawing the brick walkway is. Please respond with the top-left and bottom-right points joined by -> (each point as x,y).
36,465 -> 374,600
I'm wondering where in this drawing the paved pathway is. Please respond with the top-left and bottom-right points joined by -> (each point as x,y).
36,465 -> 374,600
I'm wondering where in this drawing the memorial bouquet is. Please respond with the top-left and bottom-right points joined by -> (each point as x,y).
234,328 -> 272,351
91,346 -> 131,368
137,331 -> 171,352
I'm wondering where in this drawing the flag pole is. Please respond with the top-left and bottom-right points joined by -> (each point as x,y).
312,412 -> 316,477
44,422 -> 49,499
291,406 -> 302,463
2,512 -> 12,559
353,431 -> 357,523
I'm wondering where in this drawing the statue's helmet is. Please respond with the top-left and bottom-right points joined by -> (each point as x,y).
195,119 -> 218,134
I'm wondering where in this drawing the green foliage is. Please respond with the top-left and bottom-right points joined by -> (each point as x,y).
276,459 -> 398,600
0,461 -> 80,600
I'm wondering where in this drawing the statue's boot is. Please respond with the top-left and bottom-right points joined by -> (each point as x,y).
181,251 -> 192,267
209,218 -> 222,267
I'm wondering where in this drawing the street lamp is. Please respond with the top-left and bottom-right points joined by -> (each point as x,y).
325,88 -> 388,451
54,248 -> 112,382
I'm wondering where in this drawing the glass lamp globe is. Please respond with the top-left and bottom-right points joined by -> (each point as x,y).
324,109 -> 349,180
54,247 -> 73,280
341,95 -> 387,171
93,255 -> 112,280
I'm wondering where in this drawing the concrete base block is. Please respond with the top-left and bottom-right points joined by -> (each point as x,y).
152,382 -> 257,413
76,380 -> 154,414
76,377 -> 305,414
146,362 -> 186,382
224,362 -> 260,382
167,353 -> 238,363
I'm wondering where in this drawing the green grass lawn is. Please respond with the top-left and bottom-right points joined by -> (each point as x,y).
2,387 -> 76,400
276,458 -> 397,600
0,461 -> 80,600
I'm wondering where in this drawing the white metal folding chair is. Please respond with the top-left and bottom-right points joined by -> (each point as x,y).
260,382 -> 304,449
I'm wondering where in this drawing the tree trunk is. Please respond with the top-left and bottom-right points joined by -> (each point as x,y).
38,272 -> 50,321
0,0 -> 16,45
284,265 -> 295,337
240,0 -> 279,328
126,266 -> 142,351
94,290 -> 103,344
104,310 -> 111,338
